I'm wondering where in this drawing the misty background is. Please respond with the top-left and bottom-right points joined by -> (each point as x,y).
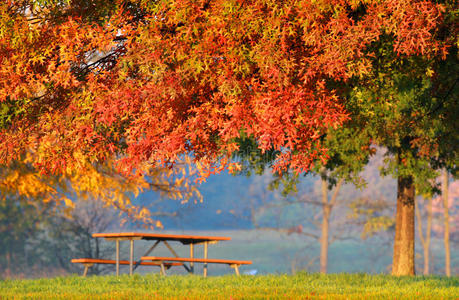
1,151 -> 457,278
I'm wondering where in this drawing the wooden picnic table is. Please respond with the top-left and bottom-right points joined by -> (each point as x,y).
90,232 -> 233,277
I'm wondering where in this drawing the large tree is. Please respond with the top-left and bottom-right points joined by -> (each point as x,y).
347,27 -> 458,275
0,0 -> 455,276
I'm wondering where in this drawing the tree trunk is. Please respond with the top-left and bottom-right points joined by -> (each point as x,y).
425,197 -> 432,275
415,197 -> 432,275
443,170 -> 451,277
392,175 -> 415,276
320,213 -> 330,274
5,251 -> 11,278
320,175 -> 329,274
318,171 -> 343,274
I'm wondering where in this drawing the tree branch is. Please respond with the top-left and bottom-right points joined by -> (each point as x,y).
329,178 -> 345,208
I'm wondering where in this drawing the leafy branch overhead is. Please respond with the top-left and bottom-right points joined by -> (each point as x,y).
0,153 -> 200,227
0,0 -> 450,178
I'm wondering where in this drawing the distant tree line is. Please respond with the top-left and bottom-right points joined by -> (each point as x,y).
0,196 -> 117,278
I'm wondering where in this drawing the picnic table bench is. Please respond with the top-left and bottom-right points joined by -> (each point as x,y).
71,232 -> 252,277
141,256 -> 252,276
71,258 -> 182,277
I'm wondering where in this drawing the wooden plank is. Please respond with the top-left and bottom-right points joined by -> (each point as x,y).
92,232 -> 231,244
191,240 -> 219,245
71,258 -> 182,266
104,237 -> 142,241
141,257 -> 252,265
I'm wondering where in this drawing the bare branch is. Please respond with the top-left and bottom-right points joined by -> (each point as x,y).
329,178 -> 345,207
254,226 -> 319,239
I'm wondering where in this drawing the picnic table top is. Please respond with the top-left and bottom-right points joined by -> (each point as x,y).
92,232 -> 231,244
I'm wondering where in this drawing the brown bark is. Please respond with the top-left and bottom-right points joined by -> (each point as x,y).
392,186 -> 402,274
320,175 -> 329,274
392,175 -> 415,276
319,171 -> 344,274
415,197 -> 432,275
319,215 -> 330,274
426,198 -> 432,274
443,170 -> 451,277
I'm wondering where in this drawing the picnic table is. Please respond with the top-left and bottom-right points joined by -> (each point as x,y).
71,232 -> 251,277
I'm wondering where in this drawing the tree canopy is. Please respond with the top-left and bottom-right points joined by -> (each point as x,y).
0,0 -> 449,178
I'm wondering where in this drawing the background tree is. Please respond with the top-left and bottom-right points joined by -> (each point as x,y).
234,113 -> 376,274
0,156 -> 198,277
0,193 -> 51,277
415,196 -> 433,275
433,176 -> 459,276
442,170 -> 450,276
238,172 -> 349,274
36,199 -> 119,276
235,148 -> 400,274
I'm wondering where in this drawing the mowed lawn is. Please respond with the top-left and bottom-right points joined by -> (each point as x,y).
0,273 -> 458,299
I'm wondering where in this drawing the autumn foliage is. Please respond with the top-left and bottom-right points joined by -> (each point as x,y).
0,152 -> 199,226
0,0 -> 449,179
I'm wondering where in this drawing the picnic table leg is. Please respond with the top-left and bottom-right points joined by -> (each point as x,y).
160,262 -> 166,276
231,264 -> 240,276
83,263 -> 93,277
203,241 -> 208,278
116,239 -> 120,276
163,240 -> 191,273
134,240 -> 161,271
190,243 -> 194,274
129,239 -> 134,276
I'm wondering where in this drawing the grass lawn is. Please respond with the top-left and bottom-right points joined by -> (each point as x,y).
0,273 -> 457,299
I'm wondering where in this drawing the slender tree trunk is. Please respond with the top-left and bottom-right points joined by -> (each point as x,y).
290,256 -> 298,275
320,213 -> 330,274
425,197 -> 432,275
415,197 -> 432,275
442,170 -> 451,277
5,251 -> 11,278
319,171 -> 343,274
392,175 -> 415,276
320,175 -> 329,274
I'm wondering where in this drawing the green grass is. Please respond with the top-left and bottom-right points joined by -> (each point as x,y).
0,273 -> 457,299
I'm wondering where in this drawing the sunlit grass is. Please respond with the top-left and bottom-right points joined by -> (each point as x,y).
1,273 -> 457,299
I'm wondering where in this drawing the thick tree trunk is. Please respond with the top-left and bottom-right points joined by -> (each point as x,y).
392,175 -> 415,276
443,170 -> 451,277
